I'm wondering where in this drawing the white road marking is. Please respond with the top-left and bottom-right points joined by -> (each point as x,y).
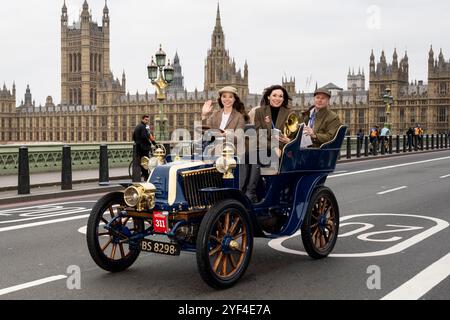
0,213 -> 12,216
268,213 -> 449,258
0,201 -> 95,224
440,174 -> 450,179
0,214 -> 90,233
329,155 -> 450,179
333,170 -> 348,174
0,275 -> 67,297
78,225 -> 87,235
78,223 -> 105,235
381,253 -> 450,300
377,186 -> 408,195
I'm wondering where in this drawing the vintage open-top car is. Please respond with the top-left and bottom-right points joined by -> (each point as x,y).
86,122 -> 347,289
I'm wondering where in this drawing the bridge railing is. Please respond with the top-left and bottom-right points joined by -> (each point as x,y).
0,143 -> 133,175
339,133 -> 449,159
1,134 -> 449,175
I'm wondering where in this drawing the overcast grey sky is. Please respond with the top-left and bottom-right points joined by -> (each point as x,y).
1,0 -> 450,105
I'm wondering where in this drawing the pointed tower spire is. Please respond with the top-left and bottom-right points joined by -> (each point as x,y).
244,60 -> 248,80
61,0 -> 68,25
429,45 -> 435,61
429,45 -> 435,72
211,2 -> 225,49
393,48 -> 399,70
370,50 -> 375,75
381,50 -> 386,62
81,0 -> 90,22
103,0 -> 110,26
439,48 -> 444,61
103,0 -> 109,14
216,3 -> 221,28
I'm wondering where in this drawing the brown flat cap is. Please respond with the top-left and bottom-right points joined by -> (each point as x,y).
218,86 -> 238,95
314,87 -> 331,98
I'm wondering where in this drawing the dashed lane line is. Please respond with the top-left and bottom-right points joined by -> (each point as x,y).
381,253 -> 450,300
377,186 -> 408,195
329,155 -> 450,179
440,174 -> 450,179
0,275 -> 68,297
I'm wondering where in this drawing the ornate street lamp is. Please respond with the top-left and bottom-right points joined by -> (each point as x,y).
382,87 -> 394,130
147,45 -> 174,141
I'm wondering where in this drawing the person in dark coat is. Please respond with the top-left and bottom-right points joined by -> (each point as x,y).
133,115 -> 156,180
406,127 -> 414,150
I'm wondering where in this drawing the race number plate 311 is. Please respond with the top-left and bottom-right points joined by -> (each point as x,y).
153,211 -> 169,233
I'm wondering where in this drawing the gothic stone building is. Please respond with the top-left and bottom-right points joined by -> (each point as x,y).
0,1 -> 449,145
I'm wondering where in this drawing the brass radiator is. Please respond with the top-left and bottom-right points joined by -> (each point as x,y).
180,167 -> 224,209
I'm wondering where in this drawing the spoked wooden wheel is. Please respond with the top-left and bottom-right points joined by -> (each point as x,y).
197,199 -> 253,289
301,186 -> 339,259
87,192 -> 144,272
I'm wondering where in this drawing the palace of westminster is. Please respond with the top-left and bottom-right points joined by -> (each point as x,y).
0,1 -> 449,144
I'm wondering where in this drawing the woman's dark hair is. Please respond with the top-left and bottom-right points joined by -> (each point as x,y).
260,85 -> 292,108
217,93 -> 249,122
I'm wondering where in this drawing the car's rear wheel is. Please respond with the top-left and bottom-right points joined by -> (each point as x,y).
196,199 -> 253,289
301,187 -> 339,259
87,192 -> 144,272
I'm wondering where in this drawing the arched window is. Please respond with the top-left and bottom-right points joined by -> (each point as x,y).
99,55 -> 102,73
69,54 -> 72,72
90,54 -> 93,72
94,54 -> 98,72
78,53 -> 81,72
73,54 -> 77,72
78,88 -> 82,105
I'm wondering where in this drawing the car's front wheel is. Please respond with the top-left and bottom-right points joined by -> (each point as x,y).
196,199 -> 253,289
86,192 -> 144,272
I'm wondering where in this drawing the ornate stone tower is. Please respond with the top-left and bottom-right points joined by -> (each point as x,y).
369,49 -> 409,132
428,46 -> 450,132
204,4 -> 249,99
347,68 -> 365,91
0,83 -> 16,113
0,83 -> 16,143
167,52 -> 185,93
61,0 -> 114,106
282,77 -> 296,97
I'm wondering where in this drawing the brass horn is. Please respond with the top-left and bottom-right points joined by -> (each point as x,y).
284,112 -> 300,139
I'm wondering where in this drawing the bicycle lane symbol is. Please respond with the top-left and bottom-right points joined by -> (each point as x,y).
268,213 -> 449,257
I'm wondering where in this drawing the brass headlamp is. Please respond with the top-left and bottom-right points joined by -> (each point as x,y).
142,145 -> 167,175
124,183 -> 156,211
215,145 -> 237,179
